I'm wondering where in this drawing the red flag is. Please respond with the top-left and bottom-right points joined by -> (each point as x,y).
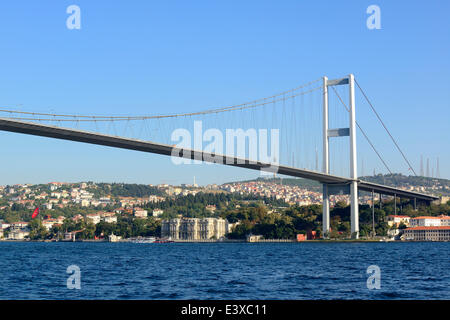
32,207 -> 40,219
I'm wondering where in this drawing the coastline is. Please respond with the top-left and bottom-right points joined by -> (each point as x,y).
1,238 -> 448,243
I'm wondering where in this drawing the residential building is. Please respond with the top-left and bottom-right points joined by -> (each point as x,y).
10,222 -> 29,230
81,199 -> 90,207
101,212 -> 117,223
134,209 -> 148,218
152,209 -> 164,217
410,216 -> 448,227
386,215 -> 411,227
1,222 -> 11,230
42,219 -> 58,230
149,195 -> 164,203
86,214 -> 101,225
7,229 -> 29,240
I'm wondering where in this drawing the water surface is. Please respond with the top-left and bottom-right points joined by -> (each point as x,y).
0,242 -> 448,299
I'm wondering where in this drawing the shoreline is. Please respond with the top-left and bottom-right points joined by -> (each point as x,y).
1,239 -> 448,243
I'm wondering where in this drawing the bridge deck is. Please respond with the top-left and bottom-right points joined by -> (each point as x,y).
0,118 -> 438,202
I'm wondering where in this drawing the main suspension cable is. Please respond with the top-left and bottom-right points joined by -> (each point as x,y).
0,79 -> 321,122
355,78 -> 417,176
330,85 -> 393,175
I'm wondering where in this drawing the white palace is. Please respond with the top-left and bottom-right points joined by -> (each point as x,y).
161,217 -> 228,240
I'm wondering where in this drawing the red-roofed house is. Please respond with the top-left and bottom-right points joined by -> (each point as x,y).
410,216 -> 445,227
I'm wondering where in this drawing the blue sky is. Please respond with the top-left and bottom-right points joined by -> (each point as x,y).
0,0 -> 448,185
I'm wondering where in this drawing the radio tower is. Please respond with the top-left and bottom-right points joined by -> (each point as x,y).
315,148 -> 319,171
361,158 -> 365,177
436,157 -> 440,178
420,155 -> 424,176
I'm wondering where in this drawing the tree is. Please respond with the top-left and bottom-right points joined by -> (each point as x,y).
95,221 -> 116,237
375,221 -> 389,236
398,222 -> 407,230
227,221 -> 253,239
62,219 -> 76,233
29,219 -> 49,240
329,229 -> 340,239
80,222 -> 95,239
49,224 -> 63,239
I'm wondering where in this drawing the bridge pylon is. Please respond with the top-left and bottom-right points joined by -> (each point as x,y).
322,74 -> 359,239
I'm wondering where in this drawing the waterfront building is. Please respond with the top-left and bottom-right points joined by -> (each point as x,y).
7,229 -> 29,240
439,215 -> 450,226
296,234 -> 307,241
161,217 -> 227,240
64,230 -> 83,241
247,234 -> 263,242
108,233 -> 122,242
404,226 -> 450,241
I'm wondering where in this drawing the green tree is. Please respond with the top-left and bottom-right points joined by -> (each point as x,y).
80,222 -> 95,239
29,219 -> 49,240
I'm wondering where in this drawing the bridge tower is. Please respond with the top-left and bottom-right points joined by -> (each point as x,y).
322,74 -> 359,239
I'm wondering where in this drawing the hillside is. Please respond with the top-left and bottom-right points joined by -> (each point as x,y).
236,174 -> 450,196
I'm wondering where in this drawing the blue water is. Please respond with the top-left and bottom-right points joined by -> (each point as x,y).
0,242 -> 448,299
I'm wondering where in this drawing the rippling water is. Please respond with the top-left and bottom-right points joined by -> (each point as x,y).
0,242 -> 448,299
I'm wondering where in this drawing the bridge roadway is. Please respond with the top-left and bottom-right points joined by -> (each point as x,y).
0,118 -> 438,203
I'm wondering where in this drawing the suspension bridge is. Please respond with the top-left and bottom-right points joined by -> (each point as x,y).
0,74 -> 438,238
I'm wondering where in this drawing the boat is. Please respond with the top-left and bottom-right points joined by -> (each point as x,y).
130,237 -> 157,243
154,239 -> 174,243
127,237 -> 174,243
